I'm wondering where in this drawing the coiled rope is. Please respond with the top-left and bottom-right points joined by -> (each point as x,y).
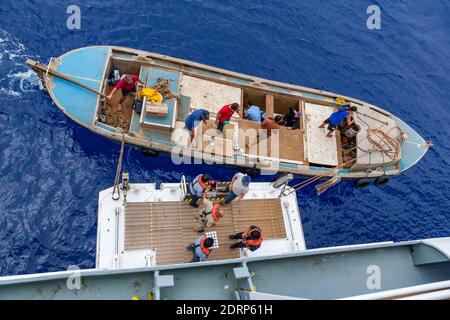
281,113 -> 405,197
367,128 -> 400,161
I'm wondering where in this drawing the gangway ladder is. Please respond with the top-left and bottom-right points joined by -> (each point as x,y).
180,175 -> 231,202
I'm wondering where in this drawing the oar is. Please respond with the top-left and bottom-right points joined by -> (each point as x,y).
26,59 -> 108,98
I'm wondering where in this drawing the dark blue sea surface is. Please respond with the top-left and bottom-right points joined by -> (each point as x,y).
0,0 -> 449,276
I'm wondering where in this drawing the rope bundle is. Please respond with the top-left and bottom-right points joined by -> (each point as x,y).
152,77 -> 176,100
367,128 -> 400,161
103,104 -> 130,130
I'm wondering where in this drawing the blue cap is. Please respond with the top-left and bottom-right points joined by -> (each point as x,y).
241,175 -> 251,187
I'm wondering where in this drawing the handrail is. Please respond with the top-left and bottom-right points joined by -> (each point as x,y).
340,279 -> 450,300
114,207 -> 120,269
180,175 -> 187,197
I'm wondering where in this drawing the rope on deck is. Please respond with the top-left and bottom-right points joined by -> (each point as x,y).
152,77 -> 177,100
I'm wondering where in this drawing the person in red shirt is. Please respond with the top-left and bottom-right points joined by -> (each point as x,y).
215,103 -> 240,132
107,74 -> 144,105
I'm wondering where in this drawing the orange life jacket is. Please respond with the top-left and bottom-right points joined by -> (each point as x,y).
199,236 -> 210,256
212,203 -> 222,221
193,175 -> 207,191
204,203 -> 222,222
243,227 -> 263,247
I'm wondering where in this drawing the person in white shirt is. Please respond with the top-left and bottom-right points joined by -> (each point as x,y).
223,172 -> 251,205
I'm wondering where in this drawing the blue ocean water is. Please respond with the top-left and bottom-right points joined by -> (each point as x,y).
0,0 -> 449,276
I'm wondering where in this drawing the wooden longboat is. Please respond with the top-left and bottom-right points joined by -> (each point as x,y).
27,46 -> 430,182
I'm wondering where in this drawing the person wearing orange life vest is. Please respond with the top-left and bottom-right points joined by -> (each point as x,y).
188,174 -> 216,207
229,225 -> 263,251
186,235 -> 214,262
194,199 -> 225,232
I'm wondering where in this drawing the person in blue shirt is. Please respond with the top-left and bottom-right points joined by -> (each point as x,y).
185,109 -> 210,141
244,101 -> 263,123
186,235 -> 214,262
319,105 -> 357,137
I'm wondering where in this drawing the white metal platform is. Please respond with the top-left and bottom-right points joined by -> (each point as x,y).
96,180 -> 306,270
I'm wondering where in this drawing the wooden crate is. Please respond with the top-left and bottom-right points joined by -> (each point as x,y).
146,102 -> 168,117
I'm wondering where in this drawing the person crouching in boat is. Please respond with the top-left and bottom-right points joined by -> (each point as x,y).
229,225 -> 263,251
341,123 -> 361,146
215,103 -> 240,132
319,105 -> 357,138
261,116 -> 280,138
275,106 -> 302,129
187,235 -> 214,262
107,74 -> 144,107
194,200 -> 224,232
244,100 -> 263,123
188,174 -> 216,208
185,109 -> 210,142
